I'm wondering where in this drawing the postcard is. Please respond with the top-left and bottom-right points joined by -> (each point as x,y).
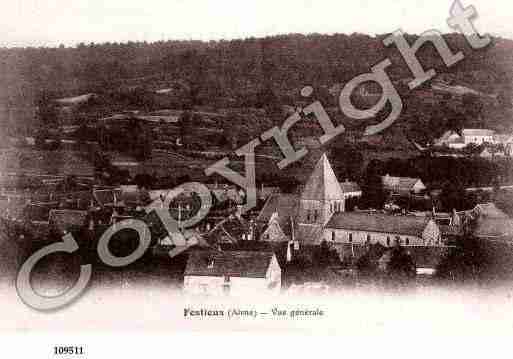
1,0 -> 512,356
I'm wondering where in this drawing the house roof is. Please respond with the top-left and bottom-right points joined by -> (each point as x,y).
261,212 -> 289,242
205,185 -> 244,205
300,153 -> 344,201
435,130 -> 463,145
381,175 -> 425,192
462,129 -> 495,137
256,193 -> 298,235
184,250 -> 275,278
295,224 -> 324,243
93,189 -> 117,206
494,134 -> 513,143
473,203 -> 509,219
205,215 -> 250,243
325,212 -> 432,237
55,93 -> 96,105
49,209 -> 89,232
339,180 -> 361,194
439,225 -> 464,237
474,218 -> 513,239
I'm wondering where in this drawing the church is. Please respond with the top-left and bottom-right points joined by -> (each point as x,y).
257,153 -> 346,245
257,153 -> 443,252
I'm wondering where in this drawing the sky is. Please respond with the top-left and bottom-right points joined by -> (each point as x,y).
0,0 -> 512,47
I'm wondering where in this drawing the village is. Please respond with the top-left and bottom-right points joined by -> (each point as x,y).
2,113 -> 513,297
2,26 -> 513,300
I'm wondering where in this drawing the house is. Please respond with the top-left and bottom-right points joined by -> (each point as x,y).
257,186 -> 281,201
493,134 -> 513,146
381,175 -> 426,196
257,193 -> 298,242
492,134 -> 513,156
461,129 -> 495,145
204,215 -> 252,243
205,184 -> 245,205
260,211 -> 290,243
472,203 -> 509,219
93,188 -> 123,207
435,130 -> 466,149
479,148 -> 493,158
436,129 -> 496,149
324,212 -> 442,248
183,250 -> 281,296
473,218 -> 513,241
471,203 -> 513,241
48,209 -> 89,233
339,179 -> 362,199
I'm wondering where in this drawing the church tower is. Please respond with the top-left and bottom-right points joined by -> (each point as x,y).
296,153 -> 345,243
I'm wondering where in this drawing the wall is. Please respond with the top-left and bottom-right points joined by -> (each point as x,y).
323,229 -> 427,247
298,199 -> 344,226
184,275 -> 274,296
183,256 -> 281,296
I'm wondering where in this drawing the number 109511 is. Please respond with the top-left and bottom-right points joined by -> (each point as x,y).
54,346 -> 84,355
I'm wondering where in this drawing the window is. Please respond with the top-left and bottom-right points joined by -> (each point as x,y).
314,210 -> 318,221
332,231 -> 335,241
405,238 -> 410,245
307,210 -> 311,221
396,236 -> 401,245
367,234 -> 371,243
387,237 -> 390,246
348,233 -> 353,243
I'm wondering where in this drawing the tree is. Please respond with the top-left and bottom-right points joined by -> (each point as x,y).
35,92 -> 58,128
387,245 -> 416,280
360,160 -> 386,209
436,236 -> 490,282
440,180 -> 467,211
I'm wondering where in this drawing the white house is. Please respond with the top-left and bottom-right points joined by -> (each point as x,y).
381,175 -> 426,196
436,129 -> 496,149
339,179 -> 362,199
323,212 -> 442,247
183,250 -> 281,296
461,129 -> 495,145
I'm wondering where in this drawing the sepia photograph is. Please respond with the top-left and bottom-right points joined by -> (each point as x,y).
1,0 -> 513,356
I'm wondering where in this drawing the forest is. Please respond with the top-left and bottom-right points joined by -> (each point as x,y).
1,32 -> 513,146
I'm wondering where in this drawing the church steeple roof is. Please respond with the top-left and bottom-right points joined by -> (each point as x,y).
300,153 -> 344,201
